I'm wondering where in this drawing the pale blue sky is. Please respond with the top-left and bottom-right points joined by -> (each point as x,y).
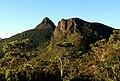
0,0 -> 120,38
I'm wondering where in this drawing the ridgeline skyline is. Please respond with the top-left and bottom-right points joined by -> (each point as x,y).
0,0 -> 120,38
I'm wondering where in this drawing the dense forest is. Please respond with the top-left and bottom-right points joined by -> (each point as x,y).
0,17 -> 119,81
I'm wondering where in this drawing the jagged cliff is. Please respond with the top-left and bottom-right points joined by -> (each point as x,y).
52,18 -> 114,44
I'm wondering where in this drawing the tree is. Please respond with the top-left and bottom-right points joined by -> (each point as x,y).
90,30 -> 120,80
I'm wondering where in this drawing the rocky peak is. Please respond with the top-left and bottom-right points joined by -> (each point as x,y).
43,17 -> 51,24
35,17 -> 56,30
52,18 -> 114,42
53,18 -> 87,39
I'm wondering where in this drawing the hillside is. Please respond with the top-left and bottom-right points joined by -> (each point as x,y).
0,17 -> 56,51
0,17 -> 119,81
50,18 -> 114,55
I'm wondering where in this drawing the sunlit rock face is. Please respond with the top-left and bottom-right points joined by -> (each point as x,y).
52,18 -> 114,44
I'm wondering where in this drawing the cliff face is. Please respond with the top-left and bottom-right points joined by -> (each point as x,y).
52,18 -> 114,44
53,18 -> 84,39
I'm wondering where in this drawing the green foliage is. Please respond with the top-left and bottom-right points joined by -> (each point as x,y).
0,29 -> 53,51
1,29 -> 120,81
88,30 -> 120,80
0,38 -> 62,81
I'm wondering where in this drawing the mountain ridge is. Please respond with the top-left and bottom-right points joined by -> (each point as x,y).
52,18 -> 114,44
0,17 -> 56,51
0,17 -> 114,51
0,17 -> 119,81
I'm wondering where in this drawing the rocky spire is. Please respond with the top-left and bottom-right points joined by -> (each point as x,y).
35,17 -> 56,30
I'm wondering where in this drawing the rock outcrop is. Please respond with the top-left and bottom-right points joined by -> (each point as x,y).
52,18 -> 114,44
53,18 -> 84,39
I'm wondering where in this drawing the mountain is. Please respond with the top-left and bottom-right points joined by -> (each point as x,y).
0,17 -> 56,51
0,17 -> 114,54
51,18 -> 114,51
0,38 -> 1,40
0,17 -> 118,81
53,18 -> 113,41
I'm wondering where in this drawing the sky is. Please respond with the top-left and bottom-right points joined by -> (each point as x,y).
0,0 -> 120,38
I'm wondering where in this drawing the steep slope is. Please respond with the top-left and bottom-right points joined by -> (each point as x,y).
45,18 -> 114,60
0,17 -> 56,51
38,18 -> 116,80
52,18 -> 114,45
